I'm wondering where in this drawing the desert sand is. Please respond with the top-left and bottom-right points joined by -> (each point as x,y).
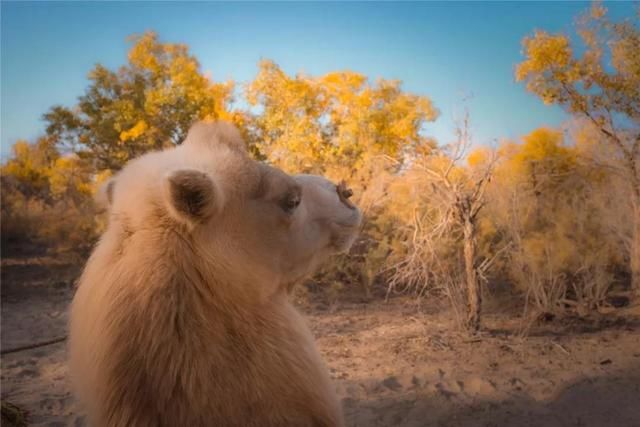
2,250 -> 640,427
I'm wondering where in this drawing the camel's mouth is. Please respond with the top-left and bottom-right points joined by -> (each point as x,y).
330,213 -> 362,252
330,230 -> 359,253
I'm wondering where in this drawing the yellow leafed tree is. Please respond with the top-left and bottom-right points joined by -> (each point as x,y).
516,3 -> 640,294
246,60 -> 437,186
44,31 -> 237,173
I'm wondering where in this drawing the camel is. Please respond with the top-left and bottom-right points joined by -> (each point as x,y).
68,121 -> 361,427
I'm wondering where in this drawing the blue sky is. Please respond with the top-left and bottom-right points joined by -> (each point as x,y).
1,1 -> 634,159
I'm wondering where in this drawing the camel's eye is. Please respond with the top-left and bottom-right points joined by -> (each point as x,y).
280,189 -> 301,214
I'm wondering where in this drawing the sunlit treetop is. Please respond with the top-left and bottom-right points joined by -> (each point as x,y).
516,3 -> 639,137
44,31 -> 235,172
246,59 -> 438,182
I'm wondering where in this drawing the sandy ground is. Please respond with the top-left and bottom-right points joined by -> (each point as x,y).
2,251 -> 640,427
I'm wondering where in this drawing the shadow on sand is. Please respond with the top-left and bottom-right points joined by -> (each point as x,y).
342,365 -> 640,427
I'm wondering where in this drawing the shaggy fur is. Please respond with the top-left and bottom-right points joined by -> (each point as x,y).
69,121 -> 361,427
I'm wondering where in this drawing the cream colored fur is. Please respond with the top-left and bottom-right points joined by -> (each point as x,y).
69,121 -> 361,427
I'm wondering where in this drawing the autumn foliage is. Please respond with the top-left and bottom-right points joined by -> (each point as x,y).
2,3 -> 638,329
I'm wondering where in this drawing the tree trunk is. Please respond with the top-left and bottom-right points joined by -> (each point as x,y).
631,204 -> 640,296
463,216 -> 481,333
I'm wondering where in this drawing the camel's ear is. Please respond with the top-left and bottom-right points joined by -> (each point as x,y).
163,169 -> 221,225
95,178 -> 116,212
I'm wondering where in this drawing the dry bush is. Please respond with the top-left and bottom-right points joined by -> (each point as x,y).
1,196 -> 99,255
386,205 -> 469,327
385,108 -> 501,332
1,187 -> 51,244
1,177 -> 99,256
481,125 -> 633,323
570,263 -> 614,313
496,179 -> 623,320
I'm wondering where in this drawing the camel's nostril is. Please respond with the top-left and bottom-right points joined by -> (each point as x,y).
336,181 -> 356,209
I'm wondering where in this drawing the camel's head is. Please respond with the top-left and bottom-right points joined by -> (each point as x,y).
102,121 -> 362,293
